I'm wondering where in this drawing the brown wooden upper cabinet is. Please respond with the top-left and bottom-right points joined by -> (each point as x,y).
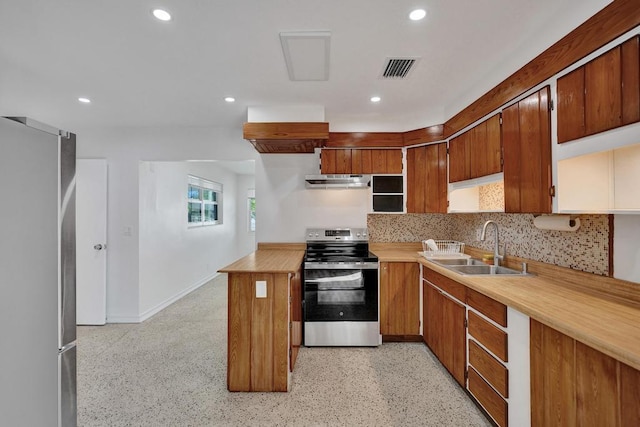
557,35 -> 640,143
406,143 -> 447,213
320,148 -> 402,174
502,86 -> 553,213
448,114 -> 502,182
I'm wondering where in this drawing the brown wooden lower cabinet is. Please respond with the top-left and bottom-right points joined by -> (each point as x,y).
530,319 -> 640,426
423,279 -> 466,386
468,340 -> 508,397
468,311 -> 508,362
468,366 -> 508,427
380,262 -> 420,339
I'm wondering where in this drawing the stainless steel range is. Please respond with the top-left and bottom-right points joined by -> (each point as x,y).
303,227 -> 381,346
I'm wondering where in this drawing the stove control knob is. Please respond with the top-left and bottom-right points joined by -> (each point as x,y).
339,311 -> 344,317
356,232 -> 361,237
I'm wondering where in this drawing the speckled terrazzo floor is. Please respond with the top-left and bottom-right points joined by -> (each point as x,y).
77,274 -> 491,427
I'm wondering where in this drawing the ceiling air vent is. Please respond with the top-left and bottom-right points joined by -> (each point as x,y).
380,57 -> 419,79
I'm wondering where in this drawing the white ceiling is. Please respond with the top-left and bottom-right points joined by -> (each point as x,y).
0,0 -> 611,134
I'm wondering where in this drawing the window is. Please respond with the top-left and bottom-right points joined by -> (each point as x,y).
188,175 -> 222,226
247,189 -> 256,232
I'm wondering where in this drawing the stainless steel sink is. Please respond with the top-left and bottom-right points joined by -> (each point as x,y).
446,264 -> 531,276
426,257 -> 533,276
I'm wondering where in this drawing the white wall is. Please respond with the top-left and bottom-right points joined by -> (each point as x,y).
77,126 -> 370,321
255,153 -> 370,243
76,126 -> 257,322
138,161 -> 253,320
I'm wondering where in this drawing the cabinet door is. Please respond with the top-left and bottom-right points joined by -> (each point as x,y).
469,116 -> 502,179
320,149 -> 337,174
530,319 -> 576,426
423,282 -> 442,354
621,36 -> 640,125
425,143 -> 448,213
385,149 -> 403,174
423,280 -> 466,386
407,144 -> 447,213
371,149 -> 387,174
557,67 -> 586,143
368,149 -> 403,174
557,36 -> 640,143
441,293 -> 467,386
585,46 -> 622,135
334,149 -> 352,174
351,149 -> 363,173
380,262 -> 420,336
406,147 -> 423,213
360,150 -> 373,173
530,319 -> 640,426
449,132 -> 470,182
503,86 -> 552,213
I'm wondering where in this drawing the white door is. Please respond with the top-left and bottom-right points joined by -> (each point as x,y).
76,159 -> 108,325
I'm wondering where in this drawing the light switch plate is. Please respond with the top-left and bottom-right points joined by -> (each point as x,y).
256,280 -> 267,298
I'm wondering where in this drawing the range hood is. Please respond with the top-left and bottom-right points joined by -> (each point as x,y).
305,174 -> 371,189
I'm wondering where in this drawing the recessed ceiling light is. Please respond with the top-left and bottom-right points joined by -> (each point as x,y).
152,9 -> 171,21
78,97 -> 91,104
224,97 -> 236,103
409,9 -> 426,21
370,96 -> 381,103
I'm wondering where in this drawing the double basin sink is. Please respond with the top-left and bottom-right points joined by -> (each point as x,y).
427,257 -> 532,276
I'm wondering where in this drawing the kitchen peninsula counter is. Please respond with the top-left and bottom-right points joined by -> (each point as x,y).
219,247 -> 304,392
219,248 -> 305,274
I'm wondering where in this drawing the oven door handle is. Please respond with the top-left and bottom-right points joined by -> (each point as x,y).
304,262 -> 379,270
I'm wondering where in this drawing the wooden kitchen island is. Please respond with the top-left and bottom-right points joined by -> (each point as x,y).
219,247 -> 304,392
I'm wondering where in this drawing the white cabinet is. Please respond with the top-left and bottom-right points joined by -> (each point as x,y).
557,142 -> 640,212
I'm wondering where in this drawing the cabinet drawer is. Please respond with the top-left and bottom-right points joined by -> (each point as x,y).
467,288 -> 507,327
469,367 -> 508,427
423,268 -> 466,302
469,339 -> 508,397
468,311 -> 508,362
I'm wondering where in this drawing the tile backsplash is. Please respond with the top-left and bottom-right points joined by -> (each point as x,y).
368,213 -> 609,276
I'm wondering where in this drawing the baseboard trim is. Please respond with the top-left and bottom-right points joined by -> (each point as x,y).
106,315 -> 142,324
139,272 -> 220,323
107,272 -> 221,324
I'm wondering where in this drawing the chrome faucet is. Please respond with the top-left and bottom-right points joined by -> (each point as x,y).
480,220 -> 503,267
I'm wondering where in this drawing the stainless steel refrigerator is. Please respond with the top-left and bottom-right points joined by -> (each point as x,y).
0,116 -> 77,426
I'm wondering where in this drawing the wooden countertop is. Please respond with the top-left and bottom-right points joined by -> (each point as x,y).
219,249 -> 304,274
417,257 -> 640,371
221,243 -> 640,370
370,244 -> 640,370
370,242 -> 423,262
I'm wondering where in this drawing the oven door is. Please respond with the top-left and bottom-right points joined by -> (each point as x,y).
303,265 -> 378,322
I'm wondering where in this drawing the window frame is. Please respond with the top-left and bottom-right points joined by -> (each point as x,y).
188,175 -> 222,227
247,188 -> 256,232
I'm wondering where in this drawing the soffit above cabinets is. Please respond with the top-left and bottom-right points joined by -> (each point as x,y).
242,122 -> 447,153
242,122 -> 329,153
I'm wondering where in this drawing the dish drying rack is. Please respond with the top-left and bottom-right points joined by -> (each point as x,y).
420,240 -> 468,259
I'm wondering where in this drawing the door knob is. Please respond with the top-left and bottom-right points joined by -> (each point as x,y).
94,244 -> 105,250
